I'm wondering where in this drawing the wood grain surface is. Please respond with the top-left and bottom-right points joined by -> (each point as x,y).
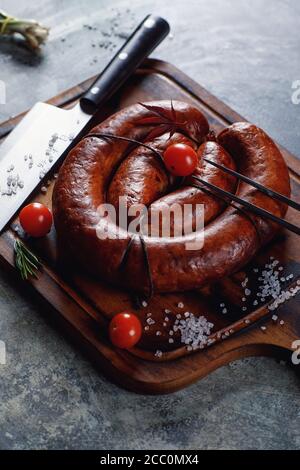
0,59 -> 299,394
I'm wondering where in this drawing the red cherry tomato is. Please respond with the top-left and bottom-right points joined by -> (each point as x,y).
19,203 -> 53,238
109,312 -> 142,349
163,143 -> 198,177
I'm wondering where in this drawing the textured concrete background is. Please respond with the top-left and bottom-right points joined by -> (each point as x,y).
0,0 -> 299,450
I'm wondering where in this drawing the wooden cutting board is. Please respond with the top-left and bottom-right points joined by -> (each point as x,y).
0,59 -> 299,394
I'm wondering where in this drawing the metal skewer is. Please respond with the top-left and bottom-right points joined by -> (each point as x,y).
191,175 -> 300,236
203,157 -> 300,211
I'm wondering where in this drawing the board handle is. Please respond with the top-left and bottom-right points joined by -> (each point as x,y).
80,15 -> 170,114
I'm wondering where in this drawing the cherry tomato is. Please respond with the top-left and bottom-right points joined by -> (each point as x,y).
19,203 -> 53,238
109,312 -> 142,349
163,143 -> 198,177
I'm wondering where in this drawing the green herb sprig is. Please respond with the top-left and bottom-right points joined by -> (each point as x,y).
14,239 -> 41,280
0,10 -> 49,51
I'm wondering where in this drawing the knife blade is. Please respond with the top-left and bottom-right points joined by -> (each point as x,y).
0,15 -> 170,233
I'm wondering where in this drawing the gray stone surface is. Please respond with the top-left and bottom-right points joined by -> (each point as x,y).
1,0 -> 300,158
0,0 -> 299,450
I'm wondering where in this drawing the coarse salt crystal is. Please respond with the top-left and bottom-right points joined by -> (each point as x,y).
142,301 -> 148,307
177,302 -> 184,308
177,313 -> 214,351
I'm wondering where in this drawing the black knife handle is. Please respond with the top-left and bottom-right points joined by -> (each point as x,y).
80,15 -> 170,114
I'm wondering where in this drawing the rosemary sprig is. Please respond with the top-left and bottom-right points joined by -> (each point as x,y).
84,132 -> 164,164
14,239 -> 41,280
137,102 -> 201,145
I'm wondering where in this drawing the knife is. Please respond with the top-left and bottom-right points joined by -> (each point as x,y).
0,14 -> 170,233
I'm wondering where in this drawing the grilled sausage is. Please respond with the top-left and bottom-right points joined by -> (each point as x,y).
147,141 -> 237,236
53,102 -> 290,295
